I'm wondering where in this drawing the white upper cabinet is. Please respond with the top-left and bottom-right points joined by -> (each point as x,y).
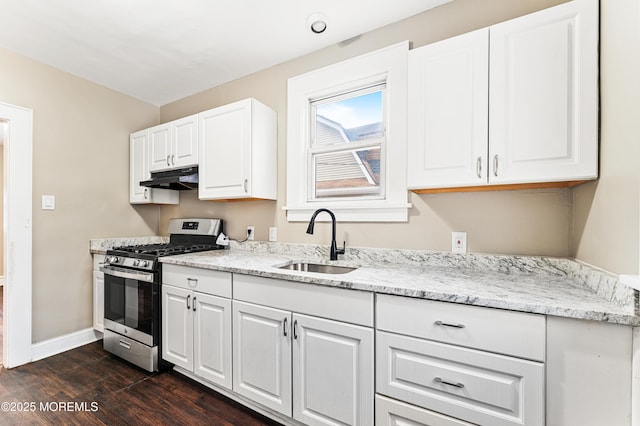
408,28 -> 489,189
489,0 -> 598,184
198,98 -> 277,200
408,0 -> 598,191
129,129 -> 178,204
149,114 -> 199,172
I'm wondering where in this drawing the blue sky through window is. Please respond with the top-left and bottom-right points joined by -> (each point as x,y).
316,90 -> 382,129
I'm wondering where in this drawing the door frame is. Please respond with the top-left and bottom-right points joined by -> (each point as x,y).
0,101 -> 33,368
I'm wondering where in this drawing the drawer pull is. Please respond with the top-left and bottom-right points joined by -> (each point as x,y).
119,340 -> 131,350
434,320 -> 465,329
434,377 -> 465,389
187,277 -> 198,287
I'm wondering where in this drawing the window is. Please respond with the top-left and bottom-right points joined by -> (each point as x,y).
310,85 -> 385,200
286,41 -> 411,222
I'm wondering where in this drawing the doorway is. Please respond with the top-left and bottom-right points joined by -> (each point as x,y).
0,102 -> 33,368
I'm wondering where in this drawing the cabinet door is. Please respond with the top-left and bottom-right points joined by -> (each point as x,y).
407,28 -> 489,189
199,99 -> 252,199
129,130 -> 178,205
172,114 -> 199,168
92,270 -> 104,333
233,300 -> 291,416
148,123 -> 172,172
162,285 -> 193,371
193,292 -> 232,389
129,130 -> 151,203
489,0 -> 598,184
292,313 -> 374,426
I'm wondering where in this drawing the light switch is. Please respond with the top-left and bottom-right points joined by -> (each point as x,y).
41,195 -> 55,210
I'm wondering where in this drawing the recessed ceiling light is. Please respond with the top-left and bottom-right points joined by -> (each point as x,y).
307,13 -> 327,34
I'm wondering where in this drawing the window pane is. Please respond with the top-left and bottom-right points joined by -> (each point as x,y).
313,147 -> 381,199
314,90 -> 383,147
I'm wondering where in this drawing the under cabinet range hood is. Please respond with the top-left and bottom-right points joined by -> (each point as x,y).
140,166 -> 198,190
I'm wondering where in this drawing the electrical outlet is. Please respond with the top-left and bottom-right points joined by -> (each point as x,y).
247,226 -> 255,241
452,232 -> 467,254
269,227 -> 277,242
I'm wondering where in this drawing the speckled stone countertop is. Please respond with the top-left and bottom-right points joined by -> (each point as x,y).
90,238 -> 639,326
156,241 -> 640,326
89,236 -> 169,254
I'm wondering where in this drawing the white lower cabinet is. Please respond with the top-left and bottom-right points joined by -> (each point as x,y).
233,301 -> 292,416
232,274 -> 375,426
162,265 -> 232,389
376,294 -> 545,426
293,313 -> 374,426
92,254 -> 105,332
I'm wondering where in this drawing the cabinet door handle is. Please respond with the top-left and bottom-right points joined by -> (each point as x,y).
493,154 -> 499,177
192,296 -> 196,312
243,179 -> 248,193
143,188 -> 148,200
171,154 -> 175,165
283,317 -> 288,337
293,319 -> 298,340
434,377 -> 465,389
476,157 -> 482,179
434,320 -> 465,329
186,294 -> 191,310
166,155 -> 170,166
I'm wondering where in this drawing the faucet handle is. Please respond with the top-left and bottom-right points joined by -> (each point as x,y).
337,241 -> 346,255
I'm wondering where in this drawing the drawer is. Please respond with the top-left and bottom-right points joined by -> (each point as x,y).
233,274 -> 373,327
162,264 -> 231,298
375,395 -> 474,426
376,294 -> 545,361
376,331 -> 544,426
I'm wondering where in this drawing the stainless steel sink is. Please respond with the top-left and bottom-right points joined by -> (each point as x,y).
276,262 -> 357,274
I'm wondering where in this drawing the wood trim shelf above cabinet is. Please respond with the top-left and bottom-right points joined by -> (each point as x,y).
411,179 -> 592,195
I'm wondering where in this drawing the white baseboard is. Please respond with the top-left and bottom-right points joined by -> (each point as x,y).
31,327 -> 102,362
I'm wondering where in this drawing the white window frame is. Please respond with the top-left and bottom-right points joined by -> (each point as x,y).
285,41 -> 411,222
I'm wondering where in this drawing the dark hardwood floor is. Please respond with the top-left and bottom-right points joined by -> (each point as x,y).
0,340 -> 282,425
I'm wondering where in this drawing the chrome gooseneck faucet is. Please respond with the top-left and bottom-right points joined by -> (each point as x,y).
306,208 -> 345,261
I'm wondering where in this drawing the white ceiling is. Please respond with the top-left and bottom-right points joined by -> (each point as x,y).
0,0 -> 451,106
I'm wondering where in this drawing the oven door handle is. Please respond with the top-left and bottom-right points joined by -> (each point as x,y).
100,266 -> 154,283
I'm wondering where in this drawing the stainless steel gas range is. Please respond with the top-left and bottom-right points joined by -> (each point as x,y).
100,218 -> 224,371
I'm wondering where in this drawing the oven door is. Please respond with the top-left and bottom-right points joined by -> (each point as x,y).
101,265 -> 159,347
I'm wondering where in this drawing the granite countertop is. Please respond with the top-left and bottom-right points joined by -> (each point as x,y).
90,236 -> 169,254
157,241 -> 640,327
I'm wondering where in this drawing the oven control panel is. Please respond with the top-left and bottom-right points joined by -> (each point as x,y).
106,256 -> 155,271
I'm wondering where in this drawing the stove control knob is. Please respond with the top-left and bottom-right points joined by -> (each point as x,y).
107,256 -> 119,264
133,259 -> 140,267
139,260 -> 149,268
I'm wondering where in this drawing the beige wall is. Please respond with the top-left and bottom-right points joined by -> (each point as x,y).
573,0 -> 640,275
0,148 -> 3,277
0,48 -> 160,342
160,0 -> 574,258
